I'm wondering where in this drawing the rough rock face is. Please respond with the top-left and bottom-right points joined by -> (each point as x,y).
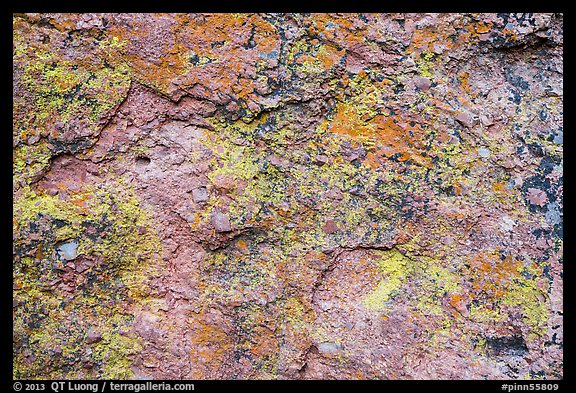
13,13 -> 562,380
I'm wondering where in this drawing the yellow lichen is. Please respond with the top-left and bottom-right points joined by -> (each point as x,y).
362,249 -> 411,312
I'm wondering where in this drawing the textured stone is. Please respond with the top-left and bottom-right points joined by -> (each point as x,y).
455,112 -> 477,128
191,187 -> 209,203
322,219 -> 339,234
526,188 -> 549,207
86,331 -> 102,344
478,147 -> 491,158
13,13 -> 563,381
56,241 -> 78,261
211,212 -> 232,233
318,342 -> 344,354
480,114 -> 494,127
413,76 -> 432,92
314,155 -> 329,166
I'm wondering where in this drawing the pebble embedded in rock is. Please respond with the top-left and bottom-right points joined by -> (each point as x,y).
526,188 -> 549,207
56,240 -> 78,261
192,187 -> 209,203
325,188 -> 343,200
478,147 -> 490,158
318,300 -> 332,311
455,112 -> 476,128
545,202 -> 562,226
86,331 -> 102,344
322,219 -> 339,234
314,155 -> 329,166
480,114 -> 494,127
413,76 -> 432,92
553,131 -> 563,145
318,342 -> 344,354
269,155 -> 284,168
211,211 -> 232,232
499,216 -> 517,232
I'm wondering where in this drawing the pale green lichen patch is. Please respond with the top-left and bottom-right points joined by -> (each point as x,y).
362,250 -> 412,312
13,17 -> 131,185
13,177 -> 161,379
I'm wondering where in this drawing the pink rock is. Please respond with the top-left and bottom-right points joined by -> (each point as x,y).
455,112 -> 476,128
314,155 -> 329,166
325,188 -> 343,200
86,331 -> 102,344
211,211 -> 232,233
191,187 -> 209,203
269,155 -> 283,167
526,188 -> 548,207
413,76 -> 432,92
322,219 -> 339,234
480,114 -> 494,127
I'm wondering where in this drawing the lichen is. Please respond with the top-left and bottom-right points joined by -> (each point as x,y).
13,13 -> 562,379
362,250 -> 412,312
13,177 -> 161,379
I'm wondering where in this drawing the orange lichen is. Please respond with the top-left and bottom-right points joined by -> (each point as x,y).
457,72 -> 471,91
468,252 -> 521,296
450,293 -> 463,304
102,13 -> 280,99
317,44 -> 346,69
326,104 -> 432,169
303,14 -> 365,48
189,314 -> 234,378
474,22 -> 492,34
247,326 -> 280,359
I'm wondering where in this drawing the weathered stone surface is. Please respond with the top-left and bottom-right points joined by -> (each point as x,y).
86,331 -> 103,345
413,76 -> 432,92
13,13 -> 562,380
56,240 -> 78,261
321,219 -> 339,234
526,187 -> 549,207
455,112 -> 477,128
191,187 -> 209,203
211,211 -> 232,233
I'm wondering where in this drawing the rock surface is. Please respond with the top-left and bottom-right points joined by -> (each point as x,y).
13,13 -> 562,380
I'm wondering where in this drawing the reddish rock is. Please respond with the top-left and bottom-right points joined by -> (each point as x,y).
314,155 -> 329,166
526,188 -> 549,207
413,76 -> 432,92
322,219 -> 339,234
455,112 -> 476,128
86,331 -> 102,344
211,212 -> 232,233
325,188 -> 343,200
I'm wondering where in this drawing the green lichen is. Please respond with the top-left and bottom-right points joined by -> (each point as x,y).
13,19 -> 131,186
13,177 -> 161,379
413,256 -> 463,316
417,51 -> 436,78
362,250 -> 412,312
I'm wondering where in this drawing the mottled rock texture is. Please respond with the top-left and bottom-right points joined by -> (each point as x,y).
13,13 -> 563,380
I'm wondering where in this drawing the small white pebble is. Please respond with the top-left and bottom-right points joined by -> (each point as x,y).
478,147 -> 490,158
